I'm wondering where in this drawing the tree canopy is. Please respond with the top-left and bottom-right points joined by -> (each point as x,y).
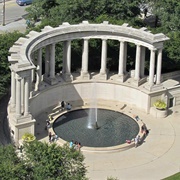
0,141 -> 87,179
0,32 -> 24,98
25,0 -> 144,27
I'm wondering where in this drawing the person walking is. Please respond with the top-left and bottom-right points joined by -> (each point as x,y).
134,135 -> 140,148
49,132 -> 52,142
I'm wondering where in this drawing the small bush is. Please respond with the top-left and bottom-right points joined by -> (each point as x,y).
22,133 -> 35,142
153,100 -> 167,110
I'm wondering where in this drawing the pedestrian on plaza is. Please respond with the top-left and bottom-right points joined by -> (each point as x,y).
141,123 -> 147,133
143,8 -> 148,18
61,101 -> 65,110
77,142 -> 81,151
46,120 -> 51,129
66,103 -> 72,110
134,135 -> 140,148
49,132 -> 52,142
69,140 -> 74,148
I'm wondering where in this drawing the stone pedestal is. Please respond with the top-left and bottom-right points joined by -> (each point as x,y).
9,113 -> 36,144
98,72 -> 107,80
117,73 -> 128,83
63,73 -> 73,82
150,106 -> 168,118
145,83 -> 164,92
80,71 -> 90,80
43,75 -> 58,85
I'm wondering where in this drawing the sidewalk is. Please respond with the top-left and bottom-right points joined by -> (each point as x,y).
35,103 -> 180,180
0,18 -> 27,33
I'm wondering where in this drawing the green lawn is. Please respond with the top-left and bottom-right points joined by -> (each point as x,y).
164,173 -> 180,180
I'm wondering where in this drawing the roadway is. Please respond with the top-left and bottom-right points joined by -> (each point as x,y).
0,0 -> 27,25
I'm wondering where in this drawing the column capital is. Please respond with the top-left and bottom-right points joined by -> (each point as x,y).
15,73 -> 22,80
136,43 -> 143,47
149,48 -> 157,51
83,38 -> 90,41
101,38 -> 107,41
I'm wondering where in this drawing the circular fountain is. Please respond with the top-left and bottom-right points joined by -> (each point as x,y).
53,108 -> 139,149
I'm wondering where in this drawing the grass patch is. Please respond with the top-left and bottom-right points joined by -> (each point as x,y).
163,172 -> 180,180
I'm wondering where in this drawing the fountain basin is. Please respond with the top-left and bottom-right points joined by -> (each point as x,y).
53,108 -> 140,151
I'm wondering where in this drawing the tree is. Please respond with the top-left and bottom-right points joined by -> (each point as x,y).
150,0 -> 180,32
23,140 -> 87,180
0,32 -> 24,98
0,145 -> 31,179
0,141 -> 87,179
26,0 -> 144,27
148,0 -> 180,69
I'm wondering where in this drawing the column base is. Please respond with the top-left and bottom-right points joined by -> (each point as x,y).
43,75 -> 58,85
98,73 -> 107,80
130,78 -> 141,87
8,113 -> 36,144
117,73 -> 129,83
145,83 -> 164,92
63,73 -> 73,82
80,71 -> 90,80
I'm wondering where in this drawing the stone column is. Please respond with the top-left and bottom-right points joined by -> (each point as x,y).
134,44 -> 141,80
66,41 -> 71,74
156,48 -> 162,84
81,38 -> 90,79
21,78 -> 24,113
11,70 -> 16,108
99,39 -> 107,80
16,74 -> 22,117
123,42 -> 127,74
35,48 -> 42,90
140,46 -> 146,78
62,41 -> 67,74
31,69 -> 35,83
149,49 -> 156,85
45,45 -> 50,77
118,41 -> 125,76
64,41 -> 73,81
24,75 -> 30,116
49,44 -> 55,79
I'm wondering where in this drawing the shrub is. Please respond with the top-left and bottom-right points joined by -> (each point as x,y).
22,133 -> 36,142
153,100 -> 167,110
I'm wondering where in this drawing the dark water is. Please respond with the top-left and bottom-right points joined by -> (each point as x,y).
53,109 -> 139,147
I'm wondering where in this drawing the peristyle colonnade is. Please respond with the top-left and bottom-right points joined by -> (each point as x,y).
8,21 -> 169,143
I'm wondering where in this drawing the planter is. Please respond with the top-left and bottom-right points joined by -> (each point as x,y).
150,107 -> 168,118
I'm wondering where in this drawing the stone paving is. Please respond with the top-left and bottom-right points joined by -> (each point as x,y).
35,103 -> 180,180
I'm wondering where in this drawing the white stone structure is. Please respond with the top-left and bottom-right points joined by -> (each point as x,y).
8,21 -> 180,143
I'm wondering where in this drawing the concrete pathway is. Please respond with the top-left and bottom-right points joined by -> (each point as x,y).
0,19 -> 26,33
35,104 -> 180,180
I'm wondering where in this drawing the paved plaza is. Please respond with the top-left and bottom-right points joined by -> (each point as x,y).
35,104 -> 180,180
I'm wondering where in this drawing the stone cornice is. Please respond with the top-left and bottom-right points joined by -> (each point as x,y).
8,21 -> 169,73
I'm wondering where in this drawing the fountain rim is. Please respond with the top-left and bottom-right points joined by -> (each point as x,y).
51,106 -> 143,153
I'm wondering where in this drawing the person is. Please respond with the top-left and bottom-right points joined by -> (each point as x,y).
66,103 -> 71,110
134,135 -> 140,148
46,120 -> 51,129
74,141 -> 78,150
77,142 -> 81,151
141,123 -> 147,133
133,115 -> 140,121
61,101 -> 65,110
143,8 -> 148,18
54,134 -> 58,141
69,140 -> 74,148
49,132 -> 52,142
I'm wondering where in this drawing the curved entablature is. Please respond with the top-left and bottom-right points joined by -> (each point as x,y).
9,21 -> 169,72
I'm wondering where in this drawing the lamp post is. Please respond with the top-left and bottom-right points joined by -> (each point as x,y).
2,0 -> 5,26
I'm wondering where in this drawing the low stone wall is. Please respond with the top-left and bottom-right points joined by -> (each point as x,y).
30,82 -> 150,117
